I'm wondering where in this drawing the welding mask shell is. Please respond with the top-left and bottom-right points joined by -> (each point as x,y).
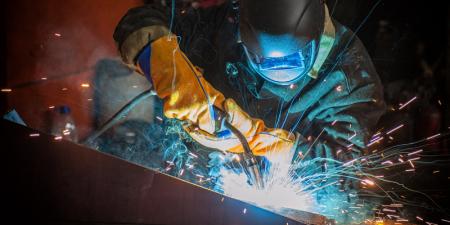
239,0 -> 325,85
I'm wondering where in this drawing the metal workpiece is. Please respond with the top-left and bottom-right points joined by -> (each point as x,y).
3,119 -> 332,225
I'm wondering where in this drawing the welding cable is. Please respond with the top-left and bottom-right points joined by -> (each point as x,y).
81,89 -> 156,145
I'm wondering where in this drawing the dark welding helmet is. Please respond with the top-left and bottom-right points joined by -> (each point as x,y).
239,0 -> 325,85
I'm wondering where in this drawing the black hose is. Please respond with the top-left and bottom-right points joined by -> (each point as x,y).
81,89 -> 156,145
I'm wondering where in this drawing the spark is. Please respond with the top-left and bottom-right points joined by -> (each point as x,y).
54,136 -> 62,141
188,152 -> 198,158
242,208 -> 247,214
1,88 -> 12,92
29,133 -> 40,137
387,214 -> 398,219
372,131 -> 382,139
348,132 -> 357,140
343,158 -> 358,167
54,32 -> 61,37
408,160 -> 415,168
408,157 -> 420,162
48,105 -> 55,109
179,169 -> 184,176
382,208 -> 396,213
386,124 -> 404,135
416,216 -> 423,221
41,77 -> 47,80
426,133 -> 440,140
388,204 -> 403,208
398,96 -> 417,110
368,137 -> 384,147
407,149 -> 423,156
81,83 -> 90,88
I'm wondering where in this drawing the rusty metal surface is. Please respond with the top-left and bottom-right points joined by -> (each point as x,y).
3,119 -> 330,224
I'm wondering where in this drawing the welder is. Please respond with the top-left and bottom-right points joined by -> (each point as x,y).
113,0 -> 385,188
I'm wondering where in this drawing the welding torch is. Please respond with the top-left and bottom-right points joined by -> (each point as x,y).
212,106 -> 265,190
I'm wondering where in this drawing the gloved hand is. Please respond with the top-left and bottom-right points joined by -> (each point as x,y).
185,98 -> 298,156
148,36 -> 226,134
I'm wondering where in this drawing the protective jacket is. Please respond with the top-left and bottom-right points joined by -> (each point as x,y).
113,2 -> 385,170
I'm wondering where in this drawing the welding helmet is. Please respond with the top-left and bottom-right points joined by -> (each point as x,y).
239,0 -> 325,85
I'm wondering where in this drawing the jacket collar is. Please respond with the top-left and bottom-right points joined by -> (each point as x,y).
308,5 -> 335,79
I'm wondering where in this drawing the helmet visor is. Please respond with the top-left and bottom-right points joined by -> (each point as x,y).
244,40 -> 317,85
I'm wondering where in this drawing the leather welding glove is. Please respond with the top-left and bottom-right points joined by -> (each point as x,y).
114,6 -> 226,134
185,98 -> 298,156
148,36 -> 226,134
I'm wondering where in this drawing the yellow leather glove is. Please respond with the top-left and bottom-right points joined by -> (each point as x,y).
185,98 -> 298,156
147,36 -> 226,134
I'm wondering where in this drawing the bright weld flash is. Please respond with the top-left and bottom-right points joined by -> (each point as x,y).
221,156 -> 315,213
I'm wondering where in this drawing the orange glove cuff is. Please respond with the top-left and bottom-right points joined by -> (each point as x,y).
148,36 -> 226,134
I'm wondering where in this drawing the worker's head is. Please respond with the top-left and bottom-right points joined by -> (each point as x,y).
239,0 -> 325,85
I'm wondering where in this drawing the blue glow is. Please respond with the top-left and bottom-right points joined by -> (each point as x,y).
259,52 -> 305,70
243,33 -> 317,85
257,34 -> 304,57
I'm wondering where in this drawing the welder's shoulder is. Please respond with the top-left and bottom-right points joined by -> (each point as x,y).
114,4 -> 169,46
329,22 -> 382,92
174,3 -> 234,40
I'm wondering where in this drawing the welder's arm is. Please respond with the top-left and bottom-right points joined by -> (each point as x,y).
293,78 -> 386,166
114,5 -> 227,134
186,98 -> 299,156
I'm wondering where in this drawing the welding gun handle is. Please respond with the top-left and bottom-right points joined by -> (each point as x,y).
211,106 -> 264,189
211,106 -> 253,156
